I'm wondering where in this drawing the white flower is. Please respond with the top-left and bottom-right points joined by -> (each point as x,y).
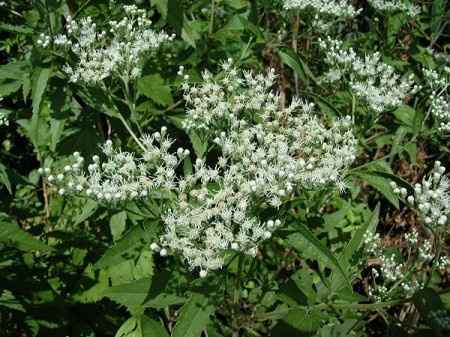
46,63 -> 357,275
318,37 -> 418,113
283,0 -> 361,18
39,5 -> 170,84
392,161 -> 449,230
423,67 -> 450,133
368,0 -> 420,17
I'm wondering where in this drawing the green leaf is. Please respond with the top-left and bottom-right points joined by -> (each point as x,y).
0,80 -> 21,97
189,132 -> 207,158
103,277 -> 151,308
0,61 -> 28,81
49,118 -> 65,152
171,293 -> 214,337
152,0 -> 168,18
343,204 -> 379,262
138,74 -> 173,107
354,172 -> 399,208
115,317 -> 138,337
115,315 -> 169,337
431,0 -> 446,41
0,163 -> 12,194
278,49 -> 318,86
73,268 -> 110,303
140,315 -> 169,337
0,290 -> 25,312
110,211 -> 128,241
0,23 -> 33,34
287,223 -> 351,290
167,0 -> 184,34
133,250 -> 154,280
95,224 -> 156,269
0,214 -> 51,252
32,67 -> 51,116
392,105 -> 423,133
72,199 -> 98,226
276,307 -> 324,334
182,18 -> 201,48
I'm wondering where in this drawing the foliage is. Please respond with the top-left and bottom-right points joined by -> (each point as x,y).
0,0 -> 449,336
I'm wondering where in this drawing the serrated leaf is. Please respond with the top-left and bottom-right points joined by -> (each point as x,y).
189,132 -> 207,158
0,214 -> 51,252
103,278 -> 151,308
32,67 -> 51,116
0,23 -> 33,34
95,224 -> 156,269
152,0 -> 168,17
115,317 -> 138,337
0,290 -> 25,312
140,315 -> 169,337
73,269 -> 110,303
171,293 -> 214,337
138,74 -> 173,107
73,199 -> 98,226
392,105 -> 423,133
0,163 -> 12,194
110,211 -> 127,241
0,61 -> 28,80
287,224 -> 351,290
0,80 -> 21,97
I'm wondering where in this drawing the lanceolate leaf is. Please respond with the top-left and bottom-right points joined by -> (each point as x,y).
31,67 -> 51,116
171,293 -> 215,337
353,172 -> 399,208
0,214 -> 51,252
287,223 -> 352,290
103,277 -> 152,308
343,203 -> 380,262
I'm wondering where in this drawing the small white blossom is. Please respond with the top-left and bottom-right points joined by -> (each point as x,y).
393,161 -> 449,230
283,0 -> 361,18
368,0 -> 420,17
39,5 -> 170,84
423,67 -> 450,133
318,37 -> 418,114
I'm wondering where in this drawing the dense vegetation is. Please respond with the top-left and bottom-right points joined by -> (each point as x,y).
0,0 -> 449,336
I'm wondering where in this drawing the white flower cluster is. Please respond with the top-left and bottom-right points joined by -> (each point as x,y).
423,67 -> 450,132
283,0 -> 361,18
438,255 -> 450,271
40,127 -> 187,202
0,99 -> 9,126
391,161 -> 449,229
38,5 -> 172,84
44,63 -> 357,275
368,0 -> 420,17
318,38 -> 418,113
364,230 -> 425,300
155,63 -> 357,274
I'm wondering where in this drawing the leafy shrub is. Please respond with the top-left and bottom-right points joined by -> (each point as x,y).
0,1 -> 449,336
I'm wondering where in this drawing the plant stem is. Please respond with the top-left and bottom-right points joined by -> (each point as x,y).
118,113 -> 146,152
232,254 -> 244,337
209,0 -> 216,35
292,12 -> 300,96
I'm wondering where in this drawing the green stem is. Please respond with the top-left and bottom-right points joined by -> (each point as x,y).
118,113 -> 146,152
44,0 -> 54,37
73,0 -> 94,19
209,0 -> 216,35
292,13 -> 300,96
